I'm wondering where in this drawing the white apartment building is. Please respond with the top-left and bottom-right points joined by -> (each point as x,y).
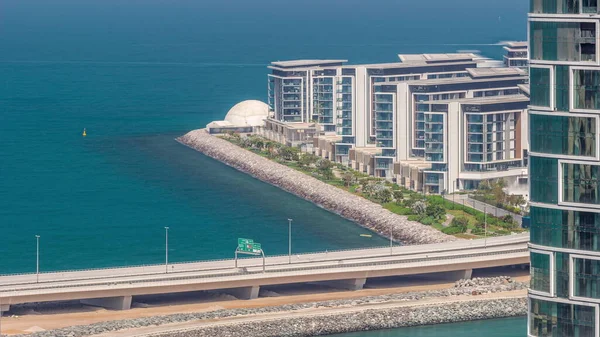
503,41 -> 529,70
261,51 -> 531,193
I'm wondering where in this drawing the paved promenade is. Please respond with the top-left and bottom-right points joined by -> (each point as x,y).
444,194 -> 523,225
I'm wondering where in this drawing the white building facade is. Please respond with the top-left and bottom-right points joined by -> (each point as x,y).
264,53 -> 531,193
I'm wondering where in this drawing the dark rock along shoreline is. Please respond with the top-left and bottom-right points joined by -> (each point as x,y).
177,129 -> 455,245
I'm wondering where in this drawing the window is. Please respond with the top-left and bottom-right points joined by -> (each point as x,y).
573,257 -> 600,299
562,162 -> 600,204
583,0 -> 598,12
556,65 -> 570,112
530,114 -> 596,157
530,0 -> 580,14
530,21 -> 597,62
531,252 -> 551,293
530,67 -> 551,107
530,298 -> 596,337
530,157 -> 559,204
574,69 -> 600,111
531,206 -> 600,251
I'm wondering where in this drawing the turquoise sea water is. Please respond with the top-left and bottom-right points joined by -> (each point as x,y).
1,0 -> 529,335
330,317 -> 527,337
0,0 -> 527,274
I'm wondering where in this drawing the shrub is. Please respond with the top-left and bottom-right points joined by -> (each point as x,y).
298,153 -> 318,168
451,216 -> 469,228
407,215 -> 421,222
342,172 -> 356,187
411,201 -> 427,215
376,188 -> 393,203
420,216 -> 435,226
393,190 -> 404,202
442,226 -> 465,235
471,226 -> 486,235
426,204 -> 446,220
427,195 -> 445,205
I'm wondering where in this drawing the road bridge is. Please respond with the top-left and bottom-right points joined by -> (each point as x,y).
0,233 -> 529,312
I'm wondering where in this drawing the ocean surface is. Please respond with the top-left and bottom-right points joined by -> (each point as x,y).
330,317 -> 527,337
0,0 -> 527,272
0,0 -> 528,335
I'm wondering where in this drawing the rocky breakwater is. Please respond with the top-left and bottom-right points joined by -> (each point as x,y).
151,298 -> 526,337
177,129 -> 454,245
19,276 -> 527,337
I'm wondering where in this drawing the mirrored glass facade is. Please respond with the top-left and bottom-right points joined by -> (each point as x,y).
529,2 -> 600,336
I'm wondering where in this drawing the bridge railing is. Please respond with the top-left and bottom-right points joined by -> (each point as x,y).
0,233 -> 529,281
1,247 -> 529,296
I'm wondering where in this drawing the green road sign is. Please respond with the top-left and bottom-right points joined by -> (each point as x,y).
238,238 -> 261,253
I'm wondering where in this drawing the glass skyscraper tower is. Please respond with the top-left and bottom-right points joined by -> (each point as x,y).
528,1 -> 600,336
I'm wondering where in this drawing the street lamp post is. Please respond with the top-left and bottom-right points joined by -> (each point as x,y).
164,227 -> 169,273
389,222 -> 393,256
35,235 -> 40,283
484,206 -> 487,248
288,219 -> 293,264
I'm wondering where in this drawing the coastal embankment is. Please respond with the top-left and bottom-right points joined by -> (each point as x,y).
177,129 -> 454,245
138,297 -> 526,337
13,277 -> 528,337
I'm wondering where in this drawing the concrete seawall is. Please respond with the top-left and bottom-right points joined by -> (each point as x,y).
177,129 -> 455,245
147,297 -> 527,337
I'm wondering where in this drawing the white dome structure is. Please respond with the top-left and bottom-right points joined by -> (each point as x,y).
224,100 -> 269,127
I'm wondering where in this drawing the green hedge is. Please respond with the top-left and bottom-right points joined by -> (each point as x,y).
442,226 -> 465,235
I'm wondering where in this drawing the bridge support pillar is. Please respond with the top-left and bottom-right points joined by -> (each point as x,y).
450,269 -> 473,281
0,304 -> 9,313
222,286 -> 260,300
81,296 -> 132,310
316,278 -> 367,291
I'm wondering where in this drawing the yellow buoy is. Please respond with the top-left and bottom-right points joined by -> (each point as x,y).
82,128 -> 87,137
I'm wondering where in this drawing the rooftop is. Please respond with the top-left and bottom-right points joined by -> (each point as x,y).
269,54 -> 482,71
343,59 -> 478,70
518,84 -> 530,95
354,146 -> 384,154
269,59 -> 347,69
398,53 -> 479,63
406,73 -> 526,86
503,41 -> 528,48
422,94 -> 529,105
467,67 -> 527,78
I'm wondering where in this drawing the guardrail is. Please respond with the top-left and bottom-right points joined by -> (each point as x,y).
1,247 -> 529,296
0,234 -> 529,289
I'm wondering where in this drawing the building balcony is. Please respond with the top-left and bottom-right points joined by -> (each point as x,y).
425,154 -> 444,162
425,147 -> 444,153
